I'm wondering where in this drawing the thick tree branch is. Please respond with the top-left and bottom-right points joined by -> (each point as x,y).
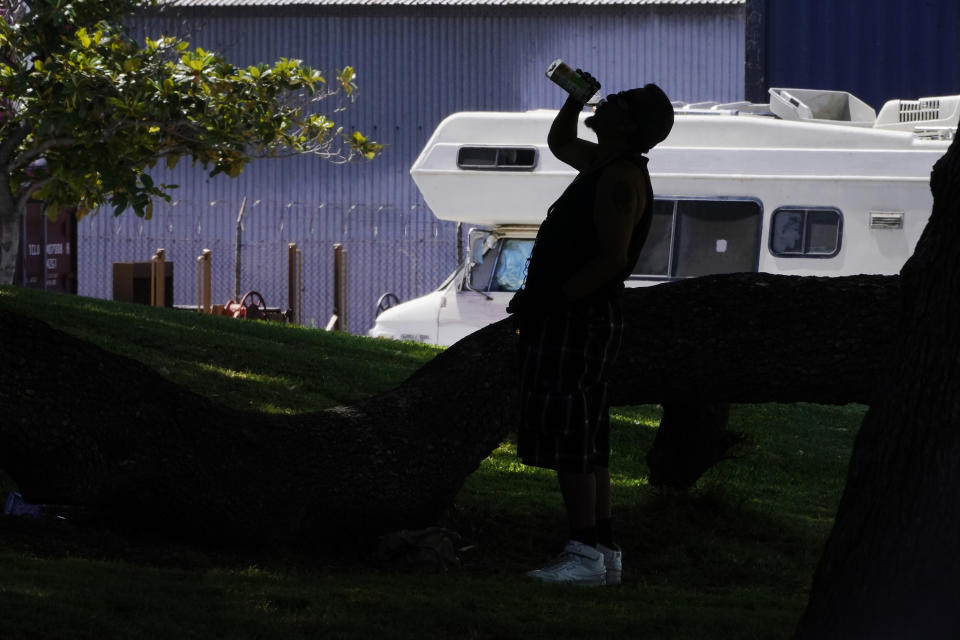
0,124 -> 31,167
8,136 -> 76,173
13,175 -> 50,212
0,272 -> 898,543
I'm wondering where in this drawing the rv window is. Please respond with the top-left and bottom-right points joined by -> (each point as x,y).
770,208 -> 842,257
631,198 -> 762,279
436,267 -> 460,292
631,199 -> 676,277
673,200 -> 762,277
457,147 -> 538,171
468,239 -> 500,291
491,239 -> 534,292
805,210 -> 842,255
458,147 -> 498,167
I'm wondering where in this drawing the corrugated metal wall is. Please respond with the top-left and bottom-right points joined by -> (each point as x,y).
765,0 -> 960,111
79,4 -> 744,334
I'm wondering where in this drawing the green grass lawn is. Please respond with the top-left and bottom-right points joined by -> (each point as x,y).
0,286 -> 860,640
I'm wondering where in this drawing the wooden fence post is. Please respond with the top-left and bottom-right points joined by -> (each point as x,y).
150,248 -> 166,308
197,249 -> 212,313
332,243 -> 347,331
234,196 -> 247,303
288,243 -> 302,325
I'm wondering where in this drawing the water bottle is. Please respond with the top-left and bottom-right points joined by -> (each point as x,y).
545,59 -> 602,106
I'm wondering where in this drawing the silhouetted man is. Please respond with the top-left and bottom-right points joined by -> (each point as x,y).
509,72 -> 674,586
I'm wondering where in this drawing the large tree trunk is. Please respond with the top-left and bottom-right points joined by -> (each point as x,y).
0,125 -> 31,287
0,173 -> 21,286
0,271 -> 898,543
795,131 -> 960,638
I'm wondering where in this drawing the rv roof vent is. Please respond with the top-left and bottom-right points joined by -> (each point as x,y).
876,95 -> 960,131
899,99 -> 941,123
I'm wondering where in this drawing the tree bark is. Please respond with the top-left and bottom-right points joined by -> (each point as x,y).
612,272 -> 899,406
0,270 -> 898,543
0,125 -> 32,286
0,184 -> 19,286
647,402 -> 739,490
795,131 -> 960,638
0,170 -> 22,287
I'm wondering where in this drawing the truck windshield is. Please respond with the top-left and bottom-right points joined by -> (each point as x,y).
468,238 -> 534,292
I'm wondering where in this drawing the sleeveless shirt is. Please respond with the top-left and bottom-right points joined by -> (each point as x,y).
520,153 -> 654,306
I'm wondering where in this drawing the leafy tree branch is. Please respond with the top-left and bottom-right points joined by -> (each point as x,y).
0,0 -> 382,284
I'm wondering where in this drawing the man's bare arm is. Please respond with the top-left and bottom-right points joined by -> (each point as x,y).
548,96 -> 597,172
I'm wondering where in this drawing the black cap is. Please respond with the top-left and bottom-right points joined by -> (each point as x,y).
624,83 -> 674,151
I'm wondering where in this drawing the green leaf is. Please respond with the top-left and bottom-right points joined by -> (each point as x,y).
77,28 -> 92,49
338,67 -> 357,95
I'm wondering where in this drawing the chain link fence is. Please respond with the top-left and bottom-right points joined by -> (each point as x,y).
77,199 -> 460,336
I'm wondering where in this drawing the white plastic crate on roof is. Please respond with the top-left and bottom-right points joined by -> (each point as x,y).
769,88 -> 877,127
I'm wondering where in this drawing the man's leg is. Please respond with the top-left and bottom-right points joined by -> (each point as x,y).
527,469 -> 606,585
594,465 -> 614,545
594,467 -> 618,549
593,465 -> 622,584
558,471 -> 597,546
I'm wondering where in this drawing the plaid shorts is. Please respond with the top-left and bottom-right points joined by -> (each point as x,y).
516,297 -> 624,473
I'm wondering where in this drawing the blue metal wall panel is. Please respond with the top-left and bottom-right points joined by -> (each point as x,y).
79,4 -> 744,334
765,0 -> 960,111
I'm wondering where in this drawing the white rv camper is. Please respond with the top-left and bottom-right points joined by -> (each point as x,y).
369,88 -> 960,346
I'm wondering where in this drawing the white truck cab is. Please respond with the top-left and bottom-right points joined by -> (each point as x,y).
369,88 -> 960,346
369,225 -> 536,345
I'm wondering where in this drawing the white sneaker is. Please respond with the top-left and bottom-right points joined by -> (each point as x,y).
526,540 -> 606,586
597,544 -> 622,585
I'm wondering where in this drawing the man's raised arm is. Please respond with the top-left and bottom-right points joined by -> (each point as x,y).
548,95 -> 597,172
